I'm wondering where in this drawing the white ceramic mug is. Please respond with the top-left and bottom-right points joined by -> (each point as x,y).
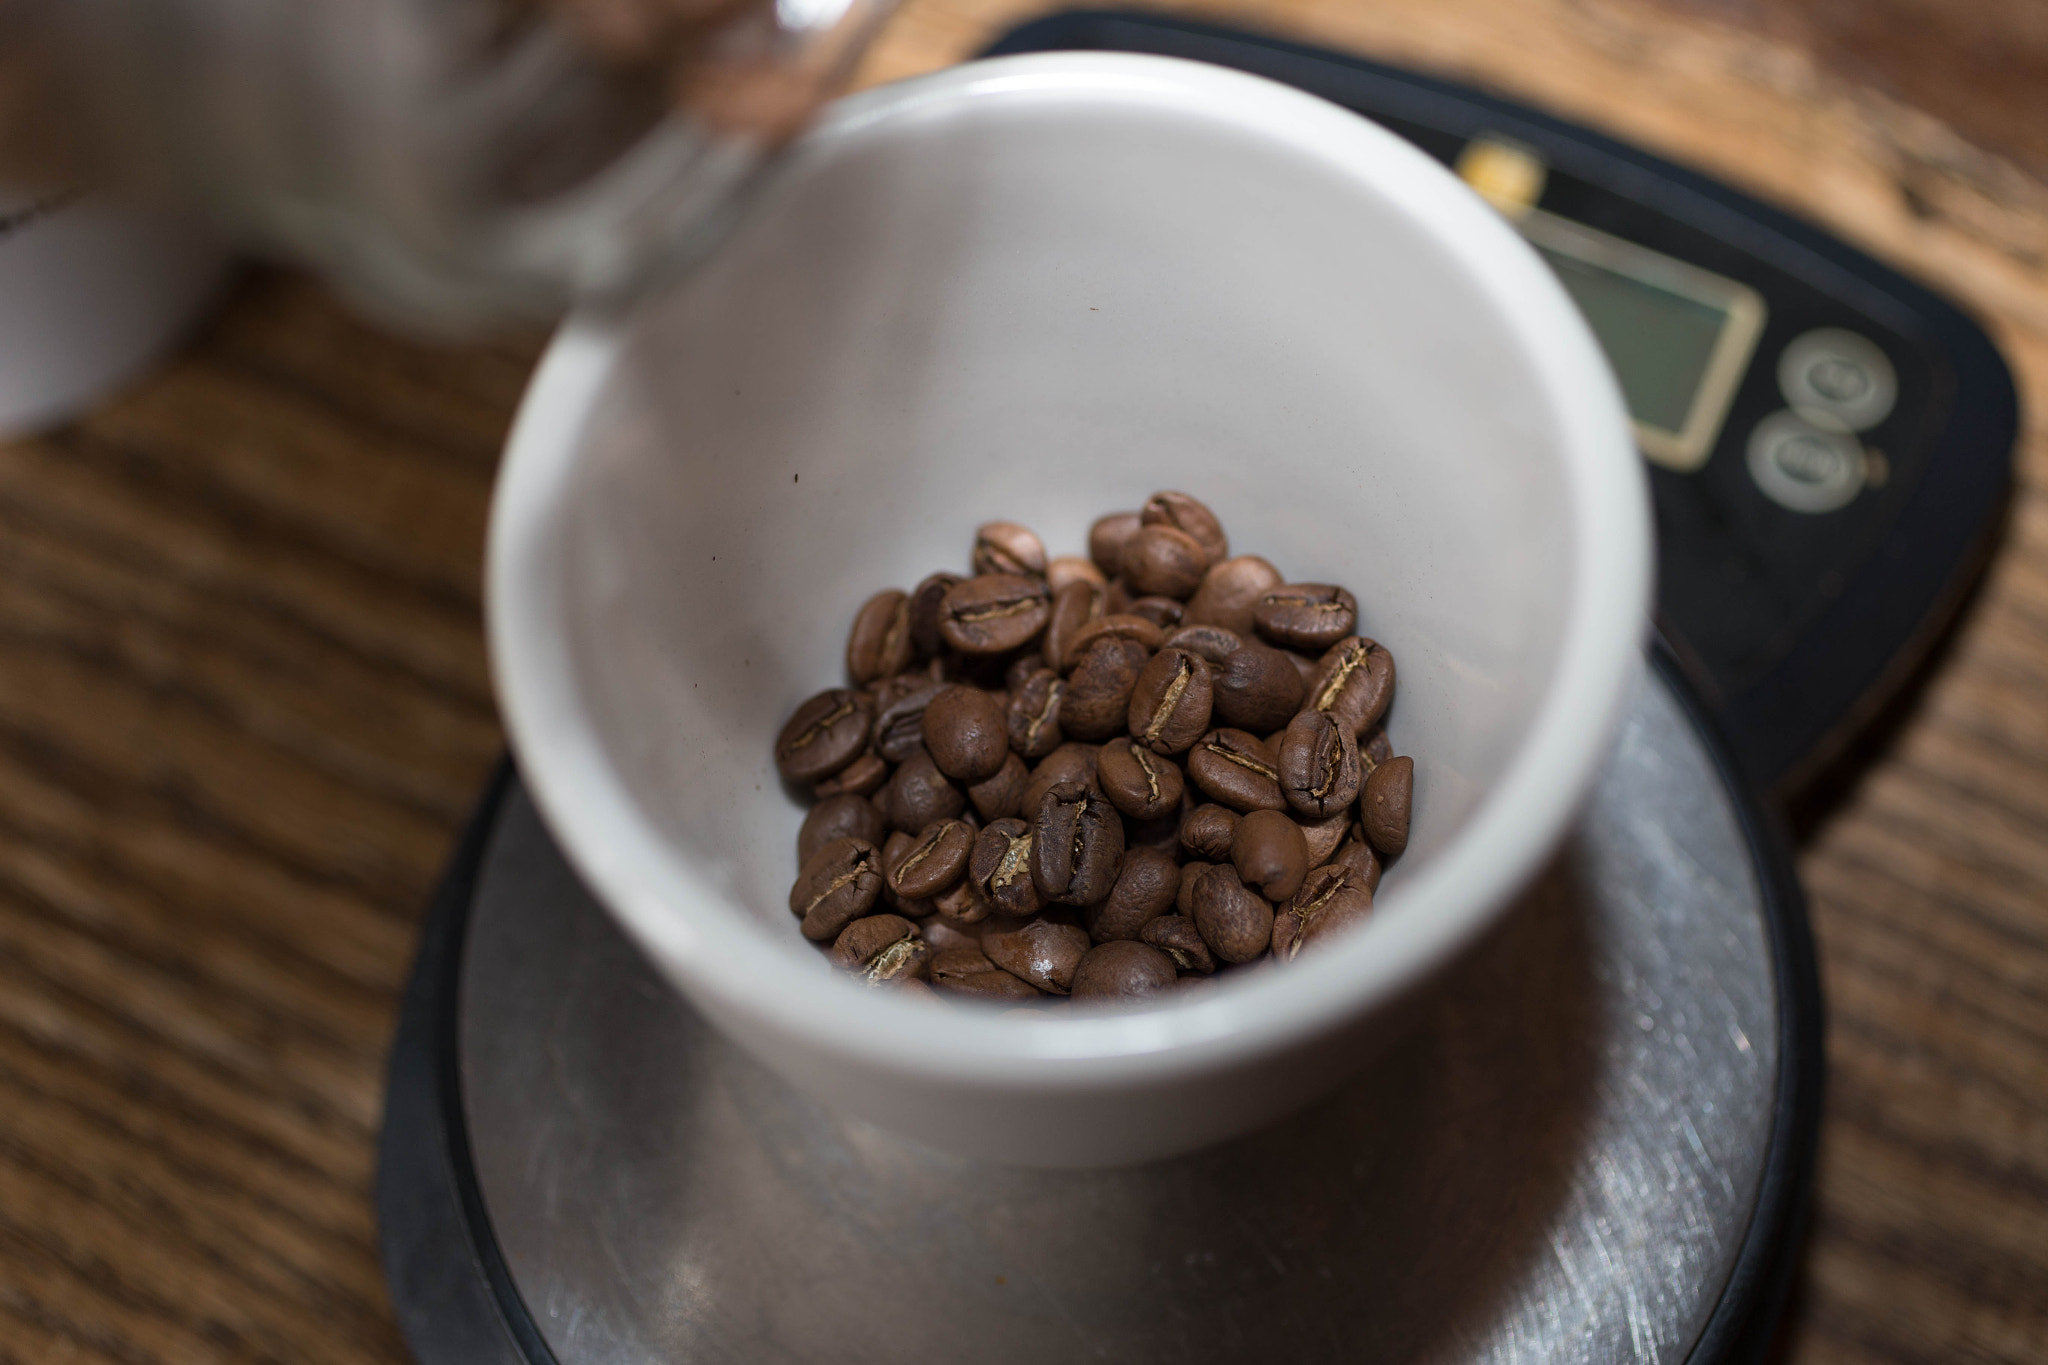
488,53 -> 1651,1166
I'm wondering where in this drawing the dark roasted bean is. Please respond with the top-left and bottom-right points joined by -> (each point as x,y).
1042,579 -> 1106,671
1163,624 -> 1242,664
1089,845 -> 1181,942
886,818 -> 974,899
879,831 -> 934,917
1006,667 -> 1066,760
1140,914 -> 1216,974
1096,740 -> 1185,822
1186,727 -> 1286,811
1120,523 -> 1209,600
873,681 -> 948,763
1030,780 -> 1125,906
968,818 -> 1041,918
1278,709 -> 1362,818
798,792 -> 889,866
1126,647 -> 1213,754
811,750 -> 889,799
1190,864 -> 1275,964
1022,742 -> 1100,815
1273,864 -> 1374,962
789,836 -> 884,941
972,521 -> 1047,578
931,878 -> 990,925
939,574 -> 1051,654
1070,941 -> 1179,1001
882,748 -> 965,833
846,589 -> 914,684
831,914 -> 933,986
1125,596 -> 1184,629
1175,861 -> 1220,917
907,572 -> 962,660
1296,809 -> 1350,865
1182,555 -> 1283,634
929,946 -> 1043,1000
1362,755 -> 1413,857
1179,803 -> 1239,861
921,684 -> 1009,783
1211,642 -> 1305,733
1057,613 -> 1164,672
982,919 -> 1091,994
1304,636 -> 1396,736
1254,583 -> 1358,651
1140,491 -> 1229,564
1059,635 -> 1150,742
775,688 -> 874,783
1045,555 -> 1107,594
966,752 -> 1029,821
1088,511 -> 1143,578
1232,807 -> 1309,903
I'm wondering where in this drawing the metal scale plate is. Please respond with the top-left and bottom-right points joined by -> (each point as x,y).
377,653 -> 1820,1365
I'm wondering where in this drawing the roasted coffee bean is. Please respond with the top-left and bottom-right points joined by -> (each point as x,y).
966,752 -> 1029,821
1212,642 -> 1305,733
1089,846 -> 1181,941
1070,941 -> 1179,1001
1124,781 -> 1190,851
1278,709 -> 1362,818
1289,651 -> 1319,690
1101,578 -> 1132,616
1329,835 -> 1384,893
1059,635 -> 1150,742
1164,624 -> 1242,665
972,521 -> 1047,578
1031,780 -> 1125,906
1125,596 -> 1185,630
1022,742 -> 1100,814
1232,807 -> 1309,903
1043,579 -> 1106,670
1296,809 -> 1350,865
918,913 -> 985,951
789,836 -> 884,941
873,680 -> 948,763
1140,914 -> 1216,974
921,684 -> 1009,783
878,832 -> 933,916
929,946 -> 1043,1000
969,818 -> 1041,918
939,574 -> 1051,655
983,919 -> 1091,994
1186,728 -> 1286,811
1254,584 -> 1358,651
1183,555 -> 1284,634
798,792 -> 889,866
775,688 -> 873,783
1191,864 -> 1276,964
1058,613 -> 1165,672
1096,740 -> 1185,822
1362,726 -> 1394,766
931,878 -> 990,925
1088,511 -> 1143,578
1305,636 -> 1395,736
1175,861 -> 1220,917
1006,668 -> 1066,761
1120,524 -> 1209,600
886,818 -> 974,899
1272,864 -> 1374,962
1127,647 -> 1213,755
1362,755 -> 1413,857
1140,491 -> 1229,564
1179,803 -> 1239,861
845,589 -> 914,685
1045,555 -> 1107,594
883,748 -> 965,833
831,914 -> 933,986
811,750 -> 889,799
907,572 -> 963,660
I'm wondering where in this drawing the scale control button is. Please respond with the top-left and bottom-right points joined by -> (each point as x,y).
1748,408 -> 1867,513
1778,328 -> 1896,431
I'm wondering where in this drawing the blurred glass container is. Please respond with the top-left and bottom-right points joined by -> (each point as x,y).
1,0 -> 896,329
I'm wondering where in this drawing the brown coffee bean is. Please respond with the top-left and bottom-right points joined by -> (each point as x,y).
798,792 -> 889,867
1006,668 -> 1066,760
969,818 -> 1041,918
930,946 -> 1043,1000
1045,555 -> 1107,594
907,572 -> 962,660
1125,596 -> 1185,630
1186,727 -> 1286,811
1101,578 -> 1132,616
1179,803 -> 1239,861
1296,809 -> 1350,865
873,680 -> 947,764
1289,650 -> 1319,690
1127,647 -> 1213,755
1232,807 -> 1310,903
1304,637 -> 1396,736
1278,710 -> 1363,818
845,589 -> 913,685
966,752 -> 1029,821
1059,635 -> 1150,741
1043,579 -> 1106,671
1164,624 -> 1242,664
1022,742 -> 1100,814
1183,555 -> 1284,634
811,750 -> 889,799
1363,726 -> 1394,766
1096,740 -> 1186,822
1175,861 -> 1219,917
918,914 -> 985,951
1088,511 -> 1143,578
1058,613 -> 1165,672
972,521 -> 1047,578
1070,940 -> 1179,1001
983,919 -> 1091,994
1190,865 -> 1276,964
1211,642 -> 1305,733
775,688 -> 874,784
1140,491 -> 1229,564
789,837 -> 884,941
1273,864 -> 1374,962
930,878 -> 990,925
831,914 -> 933,986
886,819 -> 974,899
939,574 -> 1050,655
1254,584 -> 1358,651
882,748 -> 965,833
1329,836 -> 1384,893
1124,782 -> 1190,852
878,832 -> 932,916
921,684 -> 1008,783
1089,846 -> 1181,941
1140,914 -> 1216,974
1362,755 -> 1413,857
1120,524 -> 1209,600
1030,780 -> 1125,906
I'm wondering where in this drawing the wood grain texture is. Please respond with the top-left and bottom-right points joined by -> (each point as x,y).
0,2 -> 2042,1363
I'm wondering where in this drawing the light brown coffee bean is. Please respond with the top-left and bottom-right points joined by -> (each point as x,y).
1179,803 -> 1239,861
983,919 -> 1091,994
811,750 -> 889,799
1182,555 -> 1284,634
1254,584 -> 1358,651
789,836 -> 884,941
1070,941 -> 1179,1001
1329,836 -> 1384,893
1088,511 -> 1143,578
1185,727 -> 1286,812
929,946 -> 1043,1000
1006,668 -> 1066,760
798,792 -> 889,867
1125,596 -> 1185,630
918,913 -> 984,951
1042,579 -> 1106,671
1232,807 -> 1310,903
846,589 -> 913,685
1175,861 -> 1220,917
1059,635 -> 1150,741
1058,613 -> 1165,672
1295,809 -> 1350,865
1362,755 -> 1413,857
1031,779 -> 1125,906
882,748 -> 965,833
1278,709 -> 1363,818
1140,914 -> 1216,973
775,688 -> 873,783
1163,624 -> 1242,665
1096,740 -> 1185,822
966,752 -> 1029,821
1305,636 -> 1396,736
972,521 -> 1047,578
921,684 -> 1009,783
1212,642 -> 1305,733
931,878 -> 990,925
1045,555 -> 1107,594
1120,524 -> 1210,600
1273,864 -> 1374,962
1127,647 -> 1213,755
886,819 -> 974,899
831,914 -> 931,983
968,818 -> 1041,919
1191,864 -> 1275,964
938,574 -> 1051,655
1140,491 -> 1229,564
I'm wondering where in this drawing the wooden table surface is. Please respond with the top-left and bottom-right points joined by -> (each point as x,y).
1,1 -> 2042,1362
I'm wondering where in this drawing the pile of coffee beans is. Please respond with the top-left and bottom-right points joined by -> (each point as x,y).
774,492 -> 1414,1008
